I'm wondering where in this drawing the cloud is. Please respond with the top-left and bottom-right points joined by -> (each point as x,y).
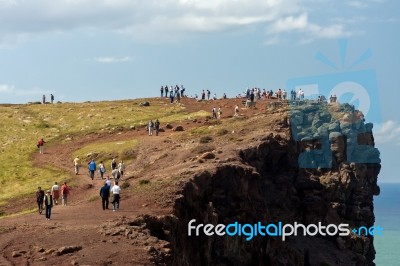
0,0 -> 355,46
94,56 -> 133,63
0,84 -> 51,96
347,1 -> 369,8
0,84 -> 15,93
266,14 -> 351,43
375,120 -> 400,145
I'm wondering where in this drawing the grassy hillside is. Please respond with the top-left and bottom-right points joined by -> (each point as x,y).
0,98 -> 208,208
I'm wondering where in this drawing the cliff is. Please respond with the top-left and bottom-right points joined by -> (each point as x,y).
138,101 -> 381,265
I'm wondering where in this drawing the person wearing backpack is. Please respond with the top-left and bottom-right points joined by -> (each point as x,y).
44,190 -> 53,220
61,182 -> 70,206
36,187 -> 45,214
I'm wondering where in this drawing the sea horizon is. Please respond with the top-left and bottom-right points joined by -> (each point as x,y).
374,182 -> 400,265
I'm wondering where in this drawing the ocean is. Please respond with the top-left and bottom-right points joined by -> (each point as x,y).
374,183 -> 400,265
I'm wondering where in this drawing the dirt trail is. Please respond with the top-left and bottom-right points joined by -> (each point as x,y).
0,97 -> 275,265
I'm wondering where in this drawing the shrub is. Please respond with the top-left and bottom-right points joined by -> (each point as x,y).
199,136 -> 212,144
139,179 -> 150,185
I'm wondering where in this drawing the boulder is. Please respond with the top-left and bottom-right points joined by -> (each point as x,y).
139,102 -> 150,106
173,126 -> 184,132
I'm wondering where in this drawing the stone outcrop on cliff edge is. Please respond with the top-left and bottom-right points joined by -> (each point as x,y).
157,102 -> 380,266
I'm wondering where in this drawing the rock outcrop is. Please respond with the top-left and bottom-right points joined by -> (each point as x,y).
139,102 -> 381,266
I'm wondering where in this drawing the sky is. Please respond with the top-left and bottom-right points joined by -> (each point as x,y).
0,0 -> 399,182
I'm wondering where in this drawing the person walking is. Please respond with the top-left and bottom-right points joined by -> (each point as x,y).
51,182 -> 60,205
154,119 -> 160,136
100,182 -> 110,210
44,190 -> 53,220
88,159 -> 96,180
234,105 -> 239,117
165,85 -> 169,98
36,187 -> 45,214
61,182 -> 70,206
118,160 -> 125,179
218,107 -> 222,120
148,120 -> 154,136
42,94 -> 46,104
37,138 -> 45,154
50,94 -> 54,104
99,161 -> 106,179
169,90 -> 174,104
105,176 -> 111,187
111,158 -> 117,170
73,156 -> 81,175
212,107 -> 217,119
111,181 -> 121,211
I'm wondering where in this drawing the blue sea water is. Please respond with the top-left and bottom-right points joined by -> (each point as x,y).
374,183 -> 400,265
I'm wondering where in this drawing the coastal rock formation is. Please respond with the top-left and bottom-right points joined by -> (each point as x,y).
143,102 -> 381,265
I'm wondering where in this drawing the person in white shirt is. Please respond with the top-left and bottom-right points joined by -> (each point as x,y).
111,182 -> 121,211
105,176 -> 111,187
118,161 -> 125,179
51,182 -> 60,205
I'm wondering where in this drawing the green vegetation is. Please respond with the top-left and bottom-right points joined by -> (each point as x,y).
199,136 -> 213,143
139,179 -> 150,185
73,139 -> 139,170
0,99 -> 208,208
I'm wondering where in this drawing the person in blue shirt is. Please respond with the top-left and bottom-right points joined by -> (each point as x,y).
88,159 -> 96,180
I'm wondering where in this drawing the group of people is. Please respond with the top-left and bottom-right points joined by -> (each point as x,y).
41,94 -> 55,104
73,156 -> 126,181
147,119 -> 161,136
99,180 -> 121,211
211,107 -> 223,120
35,182 -> 70,220
160,85 -> 186,104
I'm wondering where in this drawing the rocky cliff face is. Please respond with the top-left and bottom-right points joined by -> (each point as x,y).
145,102 -> 381,266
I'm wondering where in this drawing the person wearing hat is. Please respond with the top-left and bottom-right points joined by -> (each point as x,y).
44,190 -> 53,220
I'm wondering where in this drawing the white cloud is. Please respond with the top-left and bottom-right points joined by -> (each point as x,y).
267,13 -> 351,43
0,0 -> 355,46
375,120 -> 400,145
94,56 -> 133,63
347,1 -> 369,8
0,84 -> 15,93
0,84 -> 51,96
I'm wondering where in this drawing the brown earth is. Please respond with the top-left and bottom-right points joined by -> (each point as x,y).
0,97 -> 281,266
